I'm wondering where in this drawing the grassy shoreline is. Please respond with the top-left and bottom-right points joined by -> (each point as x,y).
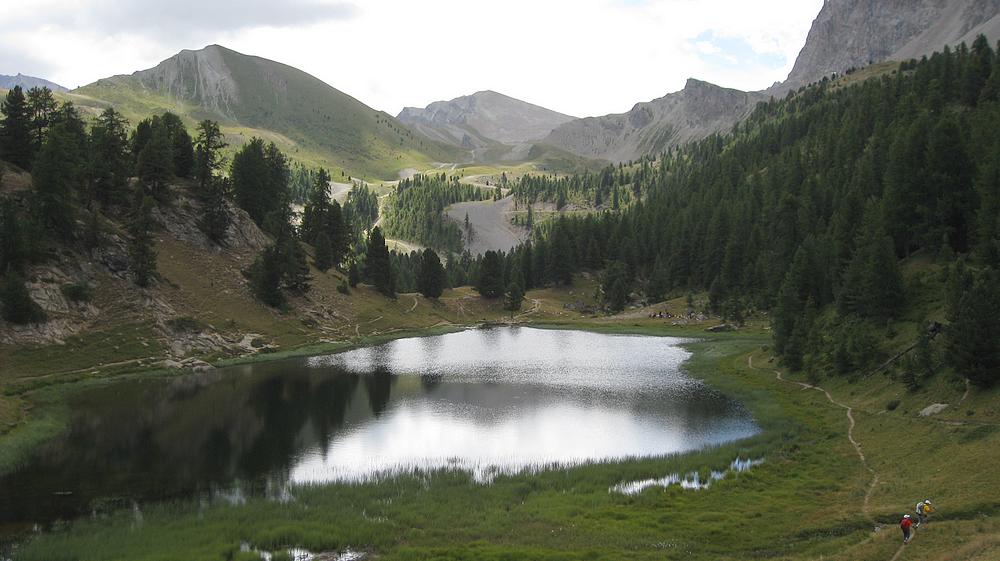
5,326 -> 858,560
3,317 -> 999,560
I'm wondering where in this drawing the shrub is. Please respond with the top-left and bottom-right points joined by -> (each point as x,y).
1,273 -> 45,324
61,282 -> 93,303
166,316 -> 205,333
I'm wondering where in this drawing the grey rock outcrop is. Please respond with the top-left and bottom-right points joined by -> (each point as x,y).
398,90 -> 576,148
130,45 -> 242,119
543,0 -> 1000,163
542,79 -> 761,163
783,0 -> 1000,91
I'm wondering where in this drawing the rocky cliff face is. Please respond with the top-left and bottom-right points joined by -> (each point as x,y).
398,90 -> 576,148
74,44 -> 464,179
783,0 -> 1000,90
544,0 -> 1000,163
542,79 -> 762,163
130,45 -> 243,119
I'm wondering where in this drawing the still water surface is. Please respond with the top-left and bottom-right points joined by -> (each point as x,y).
0,328 -> 757,530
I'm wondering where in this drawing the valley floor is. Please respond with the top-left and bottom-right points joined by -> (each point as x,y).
1,290 -> 998,560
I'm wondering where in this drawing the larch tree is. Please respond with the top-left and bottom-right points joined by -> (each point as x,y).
417,248 -> 446,299
0,86 -> 33,170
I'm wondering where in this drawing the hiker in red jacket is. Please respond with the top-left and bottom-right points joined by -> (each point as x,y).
900,514 -> 913,544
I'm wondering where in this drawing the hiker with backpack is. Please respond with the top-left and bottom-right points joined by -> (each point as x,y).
915,499 -> 934,527
900,514 -> 913,544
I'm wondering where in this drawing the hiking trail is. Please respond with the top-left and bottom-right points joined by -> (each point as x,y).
748,353 -> 918,560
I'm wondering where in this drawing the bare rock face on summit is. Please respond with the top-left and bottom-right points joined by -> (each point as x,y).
542,0 -> 1000,164
783,0 -> 1000,90
398,90 -> 576,148
74,44 -> 463,179
129,45 -> 243,119
542,79 -> 762,164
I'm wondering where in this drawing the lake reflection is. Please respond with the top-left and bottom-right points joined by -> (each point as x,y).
0,328 -> 757,530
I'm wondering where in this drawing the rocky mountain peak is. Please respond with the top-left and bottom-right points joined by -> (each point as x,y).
0,73 -> 69,93
398,90 -> 575,147
131,44 -> 241,119
782,0 -> 1000,90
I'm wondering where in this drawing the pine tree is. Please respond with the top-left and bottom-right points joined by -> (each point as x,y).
249,244 -> 286,307
601,260 -> 629,312
136,122 -> 174,201
365,226 -> 395,296
0,272 -> 44,324
647,253 -> 670,302
156,112 -> 193,178
25,87 -> 56,156
327,200 -> 349,268
300,168 -> 331,244
974,146 -> 1000,266
348,261 -> 360,287
279,233 -> 311,293
231,138 -> 268,224
199,176 -> 230,244
131,118 -> 153,165
0,86 -> 33,170
948,270 -> 1000,388
417,248 -> 446,298
231,139 -> 290,233
128,195 -> 157,287
88,108 -> 131,206
548,226 -> 574,285
33,118 -> 84,239
0,195 -> 27,273
520,242 -> 534,290
193,120 -> 229,244
172,128 -> 194,178
476,250 -> 504,298
314,230 -> 333,272
837,206 -> 903,321
194,120 -> 227,193
504,280 -> 524,313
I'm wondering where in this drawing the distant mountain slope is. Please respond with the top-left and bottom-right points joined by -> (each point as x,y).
543,79 -> 762,163
543,0 -> 1000,163
397,90 -> 576,148
72,45 -> 463,180
0,73 -> 68,92
784,0 -> 1000,90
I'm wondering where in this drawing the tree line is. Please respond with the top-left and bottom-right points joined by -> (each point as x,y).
380,173 -> 486,252
0,86 -> 238,320
519,37 -> 1000,386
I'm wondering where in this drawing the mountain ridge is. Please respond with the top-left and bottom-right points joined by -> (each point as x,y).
0,73 -> 68,93
397,90 -> 576,149
542,79 -> 761,163
541,0 -> 1000,163
72,45 -> 463,180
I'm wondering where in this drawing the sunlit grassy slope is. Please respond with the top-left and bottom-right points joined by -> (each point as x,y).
68,45 -> 466,180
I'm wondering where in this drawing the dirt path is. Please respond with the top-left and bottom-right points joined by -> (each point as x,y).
406,296 -> 418,313
12,354 -> 168,384
514,298 -> 541,320
958,377 -> 971,405
747,354 -> 921,559
353,315 -> 384,338
748,356 -> 878,519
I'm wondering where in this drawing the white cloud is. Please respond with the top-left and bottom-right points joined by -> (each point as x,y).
1,0 -> 823,117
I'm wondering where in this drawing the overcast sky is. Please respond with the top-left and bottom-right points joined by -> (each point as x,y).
1,0 -> 824,118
